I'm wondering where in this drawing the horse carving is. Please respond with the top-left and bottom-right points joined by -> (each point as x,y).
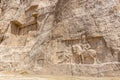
72,44 -> 98,64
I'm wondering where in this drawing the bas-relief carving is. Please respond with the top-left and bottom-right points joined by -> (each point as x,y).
0,0 -> 119,76
51,35 -> 100,64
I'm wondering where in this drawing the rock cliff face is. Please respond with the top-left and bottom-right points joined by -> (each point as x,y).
0,0 -> 120,77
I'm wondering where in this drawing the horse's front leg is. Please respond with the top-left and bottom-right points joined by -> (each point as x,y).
93,58 -> 97,64
81,55 -> 84,64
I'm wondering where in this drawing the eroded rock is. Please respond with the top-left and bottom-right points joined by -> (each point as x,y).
0,0 -> 119,77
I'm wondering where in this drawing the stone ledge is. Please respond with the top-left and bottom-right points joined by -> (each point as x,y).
34,62 -> 120,77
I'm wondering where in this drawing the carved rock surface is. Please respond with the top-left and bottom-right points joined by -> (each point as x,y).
0,0 -> 119,77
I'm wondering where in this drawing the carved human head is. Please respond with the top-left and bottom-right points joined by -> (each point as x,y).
72,45 -> 77,53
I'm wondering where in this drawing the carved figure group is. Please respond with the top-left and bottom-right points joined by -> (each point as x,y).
72,35 -> 98,64
54,51 -> 72,64
72,44 -> 97,64
53,34 -> 99,64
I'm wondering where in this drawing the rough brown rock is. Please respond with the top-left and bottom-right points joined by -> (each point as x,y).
0,0 -> 119,77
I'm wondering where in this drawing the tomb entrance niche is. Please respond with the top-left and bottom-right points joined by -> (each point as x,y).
10,20 -> 37,46
19,24 -> 37,35
11,20 -> 37,36
11,21 -> 21,36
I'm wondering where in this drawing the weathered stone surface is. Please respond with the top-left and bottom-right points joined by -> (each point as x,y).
0,0 -> 119,77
